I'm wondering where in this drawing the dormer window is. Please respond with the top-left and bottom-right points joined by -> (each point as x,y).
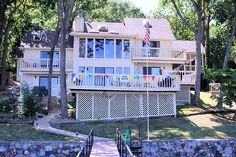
33,32 -> 42,41
98,25 -> 108,32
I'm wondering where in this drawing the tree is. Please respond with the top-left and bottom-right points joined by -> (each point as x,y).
57,0 -> 75,119
171,0 -> 203,106
89,0 -> 145,22
0,0 -> 26,91
214,0 -> 236,107
153,1 -> 195,40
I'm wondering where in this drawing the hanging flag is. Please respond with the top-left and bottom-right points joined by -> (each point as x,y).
151,75 -> 155,81
143,75 -> 147,80
144,26 -> 150,46
79,73 -> 85,78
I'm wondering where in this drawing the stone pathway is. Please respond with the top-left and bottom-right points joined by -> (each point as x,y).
34,110 -> 110,141
90,140 -> 120,157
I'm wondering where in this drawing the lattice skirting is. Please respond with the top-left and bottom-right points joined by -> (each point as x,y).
176,86 -> 191,105
75,91 -> 176,121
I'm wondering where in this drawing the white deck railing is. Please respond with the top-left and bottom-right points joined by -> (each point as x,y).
163,70 -> 195,84
19,59 -> 73,71
132,48 -> 185,59
68,73 -> 180,91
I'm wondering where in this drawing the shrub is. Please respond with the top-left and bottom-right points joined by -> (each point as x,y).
205,69 -> 236,107
68,96 -> 76,119
21,84 -> 45,118
0,98 -> 16,113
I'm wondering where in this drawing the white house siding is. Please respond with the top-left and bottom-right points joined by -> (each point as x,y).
21,74 -> 39,87
75,91 -> 176,121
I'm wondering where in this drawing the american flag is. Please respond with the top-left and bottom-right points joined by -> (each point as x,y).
144,27 -> 150,46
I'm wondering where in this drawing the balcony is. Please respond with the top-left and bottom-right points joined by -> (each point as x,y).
68,73 -> 180,92
18,59 -> 73,72
163,70 -> 195,85
132,48 -> 185,61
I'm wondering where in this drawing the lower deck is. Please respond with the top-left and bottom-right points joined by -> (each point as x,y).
73,91 -> 177,121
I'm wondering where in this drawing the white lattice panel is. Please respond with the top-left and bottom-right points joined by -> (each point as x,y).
110,93 -> 126,118
78,93 -> 93,120
127,93 -> 140,117
94,92 -> 109,119
143,94 -> 159,116
159,94 -> 175,115
76,91 -> 176,120
176,86 -> 190,105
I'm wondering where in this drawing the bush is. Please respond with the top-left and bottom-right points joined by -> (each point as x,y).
68,96 -> 76,119
205,69 -> 236,107
0,98 -> 16,113
32,86 -> 48,97
21,84 -> 45,118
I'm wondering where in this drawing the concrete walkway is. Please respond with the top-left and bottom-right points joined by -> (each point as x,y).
34,110 -> 110,141
90,141 -> 120,157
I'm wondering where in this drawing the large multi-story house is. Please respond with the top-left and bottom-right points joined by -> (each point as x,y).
17,14 -> 205,121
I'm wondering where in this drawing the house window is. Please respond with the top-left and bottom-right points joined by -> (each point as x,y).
143,41 -> 160,48
116,39 -> 122,59
79,38 -> 86,58
116,67 -> 122,74
79,66 -> 85,73
86,66 -> 93,73
87,38 -> 94,58
124,67 -> 130,74
40,51 -> 59,67
143,41 -> 160,57
39,76 -> 58,96
95,67 -> 114,74
105,39 -> 114,58
143,67 -> 161,75
95,39 -> 104,58
123,40 -> 130,59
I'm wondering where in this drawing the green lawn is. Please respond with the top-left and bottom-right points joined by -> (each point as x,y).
53,113 -> 236,140
0,124 -> 80,141
53,92 -> 236,140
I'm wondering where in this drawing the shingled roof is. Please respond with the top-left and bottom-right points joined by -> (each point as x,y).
20,31 -> 73,48
171,40 -> 205,53
74,18 -> 176,40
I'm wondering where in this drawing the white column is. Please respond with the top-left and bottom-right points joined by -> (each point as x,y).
173,93 -> 176,118
139,94 -> 143,116
76,93 -> 79,120
92,93 -> 94,119
125,92 -> 127,117
108,93 -> 111,119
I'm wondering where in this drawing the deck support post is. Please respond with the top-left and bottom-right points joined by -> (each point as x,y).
76,93 -> 79,120
173,93 -> 176,118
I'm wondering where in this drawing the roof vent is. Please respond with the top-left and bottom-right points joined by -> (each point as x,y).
88,29 -> 99,33
109,30 -> 119,34
98,25 -> 108,32
32,32 -> 42,41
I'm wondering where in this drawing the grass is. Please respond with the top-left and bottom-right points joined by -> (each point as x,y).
53,113 -> 236,140
0,124 -> 80,141
54,91 -> 236,140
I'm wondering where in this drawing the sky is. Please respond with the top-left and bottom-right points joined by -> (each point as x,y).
128,0 -> 160,15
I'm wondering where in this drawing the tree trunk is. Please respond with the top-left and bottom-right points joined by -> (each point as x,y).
48,49 -> 54,113
194,0 -> 203,106
0,22 -> 11,91
48,30 -> 60,113
57,0 -> 75,119
222,16 -> 236,70
59,28 -> 68,119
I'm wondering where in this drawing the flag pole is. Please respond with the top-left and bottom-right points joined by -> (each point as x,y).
143,19 -> 151,141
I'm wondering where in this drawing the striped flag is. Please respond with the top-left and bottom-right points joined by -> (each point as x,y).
144,27 -> 150,46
